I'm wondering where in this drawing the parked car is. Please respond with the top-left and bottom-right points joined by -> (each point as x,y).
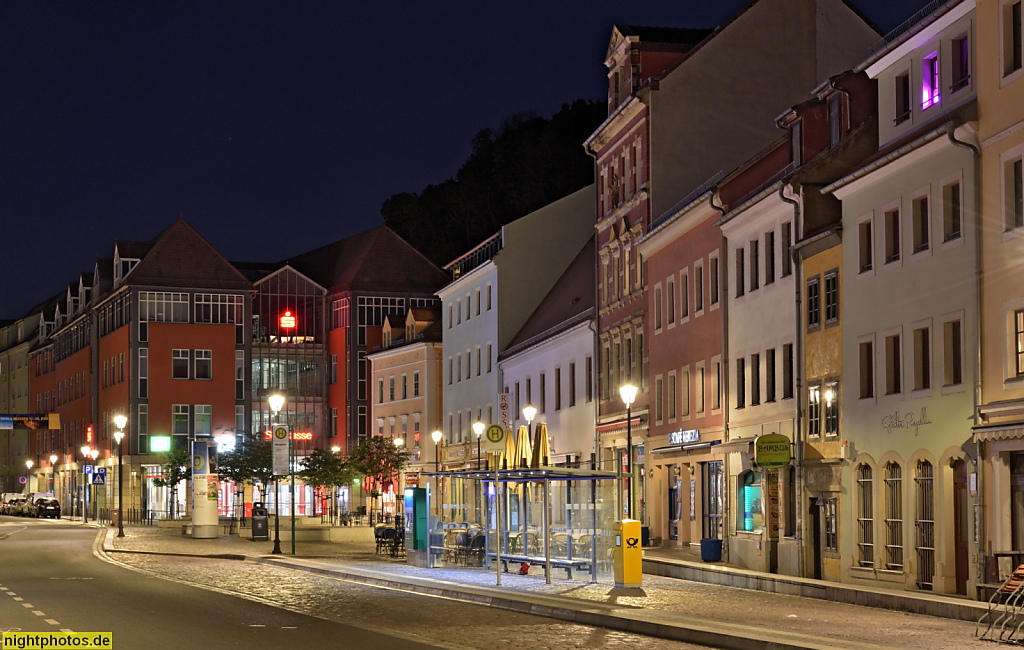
30,498 -> 61,519
3,497 -> 27,515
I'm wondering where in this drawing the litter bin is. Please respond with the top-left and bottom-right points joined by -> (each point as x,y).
700,538 -> 723,562
110,509 -> 120,528
251,502 -> 269,542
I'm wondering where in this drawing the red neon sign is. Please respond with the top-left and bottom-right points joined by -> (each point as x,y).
280,310 -> 297,329
86,424 -> 94,444
262,430 -> 313,441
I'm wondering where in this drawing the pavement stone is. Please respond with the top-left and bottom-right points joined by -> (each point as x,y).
94,520 -> 994,650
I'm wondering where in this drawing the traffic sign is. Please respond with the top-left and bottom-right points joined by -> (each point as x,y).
484,424 -> 505,450
92,467 -> 107,485
84,465 -> 93,474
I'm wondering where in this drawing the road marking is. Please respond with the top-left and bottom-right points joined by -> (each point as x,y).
59,629 -> 73,633
13,596 -> 23,601
45,619 -> 60,625
33,611 -> 46,616
22,603 -> 34,608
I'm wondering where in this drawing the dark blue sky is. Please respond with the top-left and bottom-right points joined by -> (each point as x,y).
1,0 -> 926,319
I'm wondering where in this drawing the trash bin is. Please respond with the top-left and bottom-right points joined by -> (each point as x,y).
700,538 -> 723,562
251,502 -> 269,542
111,509 -> 120,527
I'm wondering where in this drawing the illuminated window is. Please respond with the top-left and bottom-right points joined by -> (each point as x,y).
194,405 -> 212,436
739,471 -> 763,532
921,52 -> 940,109
172,405 -> 189,435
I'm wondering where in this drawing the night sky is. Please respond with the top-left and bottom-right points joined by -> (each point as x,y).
2,0 -> 926,320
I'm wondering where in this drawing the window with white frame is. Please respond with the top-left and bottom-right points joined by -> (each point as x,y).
666,276 -> 676,326
913,325 -> 932,391
942,180 -> 962,242
695,261 -> 705,313
709,253 -> 720,306
824,270 -> 839,324
1005,155 -> 1024,230
1003,0 -> 1023,78
807,276 -> 821,330
172,404 -> 189,435
921,51 -> 940,110
808,382 -> 821,437
172,349 -> 189,379
858,216 -> 874,273
824,380 -> 838,436
680,269 -> 689,319
895,71 -> 911,124
884,206 -> 901,263
140,292 -> 189,323
654,284 -> 663,331
194,350 -> 212,380
859,337 -> 875,399
194,405 -> 212,436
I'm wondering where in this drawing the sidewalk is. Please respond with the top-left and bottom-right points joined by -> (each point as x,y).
98,522 -> 992,650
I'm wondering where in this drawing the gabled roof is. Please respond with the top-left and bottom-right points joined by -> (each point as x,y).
504,236 -> 595,354
115,240 -> 151,259
613,24 -> 715,44
284,226 -> 449,295
126,219 -> 253,291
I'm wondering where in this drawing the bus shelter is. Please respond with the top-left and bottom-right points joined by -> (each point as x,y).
424,466 -> 619,583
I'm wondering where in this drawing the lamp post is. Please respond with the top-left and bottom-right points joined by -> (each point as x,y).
25,460 -> 33,493
80,445 -> 91,524
113,415 -> 127,538
473,421 -> 484,470
49,454 -> 57,497
522,405 -> 536,468
431,430 -> 442,473
619,384 -> 638,520
269,393 -> 285,555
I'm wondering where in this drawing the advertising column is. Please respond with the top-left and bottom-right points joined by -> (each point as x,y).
191,438 -> 219,539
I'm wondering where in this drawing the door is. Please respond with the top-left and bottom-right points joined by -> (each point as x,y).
668,478 -> 679,541
952,460 -> 968,595
808,497 -> 823,580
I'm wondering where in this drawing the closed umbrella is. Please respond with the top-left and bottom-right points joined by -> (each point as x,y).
514,425 -> 532,470
530,423 -> 550,468
501,426 -> 516,469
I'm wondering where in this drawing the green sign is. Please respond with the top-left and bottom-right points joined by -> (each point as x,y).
755,433 -> 792,468
150,436 -> 172,452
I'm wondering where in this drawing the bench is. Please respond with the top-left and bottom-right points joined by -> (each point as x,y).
485,553 -> 591,580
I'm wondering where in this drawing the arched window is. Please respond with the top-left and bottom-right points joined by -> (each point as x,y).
884,462 -> 904,571
739,471 -> 763,532
856,464 -> 874,567
915,460 -> 935,590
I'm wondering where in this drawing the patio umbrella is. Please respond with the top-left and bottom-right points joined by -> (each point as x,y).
514,425 -> 532,469
530,422 -> 550,468
501,426 -> 516,469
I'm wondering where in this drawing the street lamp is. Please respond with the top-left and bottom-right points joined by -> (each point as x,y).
473,421 -> 485,470
80,445 -> 91,523
269,394 -> 285,555
522,405 -> 536,468
25,460 -> 33,492
431,430 -> 442,473
113,414 -> 127,538
49,454 -> 57,497
619,384 -> 638,520
88,449 -> 99,520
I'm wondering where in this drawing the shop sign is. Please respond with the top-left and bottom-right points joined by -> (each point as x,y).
668,429 -> 700,445
754,433 -> 792,468
405,472 -> 419,487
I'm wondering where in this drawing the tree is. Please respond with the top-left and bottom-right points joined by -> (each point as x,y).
347,436 -> 411,517
218,430 -> 274,515
151,446 -> 189,520
298,449 -> 357,520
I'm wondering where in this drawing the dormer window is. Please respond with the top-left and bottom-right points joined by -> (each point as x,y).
895,72 -> 911,124
921,51 -> 940,109
828,95 -> 842,148
951,36 -> 970,92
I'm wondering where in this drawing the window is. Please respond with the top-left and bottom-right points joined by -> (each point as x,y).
807,277 -> 821,330
695,262 -> 705,312
857,465 -> 875,567
913,326 -> 931,391
680,270 -> 689,319
138,348 -> 148,399
194,405 -> 212,436
937,319 -> 962,386
735,248 -> 745,297
750,353 -> 760,406
709,254 -> 720,306
667,372 -> 677,420
824,270 -> 839,324
921,51 -> 940,109
172,405 -> 189,435
696,364 -> 706,415
1004,0 -> 1022,76
585,356 -> 593,403
402,374 -> 408,399
736,358 -> 746,409
885,332 -> 903,395
783,343 -> 794,399
915,460 -> 936,590
951,35 -> 970,92
681,368 -> 691,417
568,363 -> 576,408
539,373 -> 546,414
703,461 -> 724,540
389,376 -> 396,401
476,288 -> 481,315
1015,310 -> 1024,377
764,232 -> 775,285
823,497 -> 838,553
195,294 -> 243,324
781,222 -> 793,277
487,343 -> 493,373
895,71 -> 911,124
766,349 -> 776,402
884,207 -> 901,263
413,371 -> 421,397
1007,157 -> 1024,230
235,350 -> 244,400
912,194 -> 930,253
654,285 -> 663,330
378,378 -> 385,403
824,380 -> 838,436
791,120 -> 803,166
750,240 -> 759,291
139,292 -> 189,323
808,383 -> 821,437
859,339 -> 875,398
194,350 -> 212,380
666,277 -> 676,326
828,94 -> 842,147
859,218 -> 873,273
884,462 -> 904,571
654,376 -> 664,423
943,181 -> 962,242
739,471 -> 763,532
172,349 -> 189,379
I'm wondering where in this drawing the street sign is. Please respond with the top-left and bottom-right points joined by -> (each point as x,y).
92,467 -> 107,485
84,465 -> 93,475
272,424 -> 290,475
754,433 -> 792,468
499,393 -> 510,428
485,424 -> 505,450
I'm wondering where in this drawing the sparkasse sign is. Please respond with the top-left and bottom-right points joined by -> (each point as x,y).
754,433 -> 792,468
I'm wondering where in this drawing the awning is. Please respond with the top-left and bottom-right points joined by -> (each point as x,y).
973,422 -> 1024,442
651,440 -> 722,454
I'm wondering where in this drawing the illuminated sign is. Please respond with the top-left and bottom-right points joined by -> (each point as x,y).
150,436 -> 172,452
755,433 -> 792,468
86,424 -> 94,444
280,310 -> 297,329
668,429 -> 700,445
262,430 -> 313,441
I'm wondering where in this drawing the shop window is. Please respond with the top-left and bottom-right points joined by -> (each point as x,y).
739,471 -> 763,532
884,462 -> 904,571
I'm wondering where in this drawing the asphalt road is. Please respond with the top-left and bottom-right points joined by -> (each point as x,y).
0,517 -> 444,649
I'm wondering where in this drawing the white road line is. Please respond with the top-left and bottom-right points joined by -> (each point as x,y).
45,619 -> 60,625
12,596 -> 23,601
59,629 -> 73,633
21,603 -> 33,608
33,611 -> 45,616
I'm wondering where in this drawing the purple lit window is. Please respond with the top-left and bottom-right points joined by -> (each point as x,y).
922,52 -> 940,109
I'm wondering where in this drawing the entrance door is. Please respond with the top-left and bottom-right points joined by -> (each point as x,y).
808,498 -> 823,580
668,477 -> 679,541
952,460 -> 969,595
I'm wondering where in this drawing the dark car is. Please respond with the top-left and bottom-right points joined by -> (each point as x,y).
30,498 -> 61,519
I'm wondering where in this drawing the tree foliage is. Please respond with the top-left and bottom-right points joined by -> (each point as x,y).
151,446 -> 190,519
218,430 -> 274,488
298,448 -> 356,489
347,435 -> 410,494
381,99 -> 604,266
